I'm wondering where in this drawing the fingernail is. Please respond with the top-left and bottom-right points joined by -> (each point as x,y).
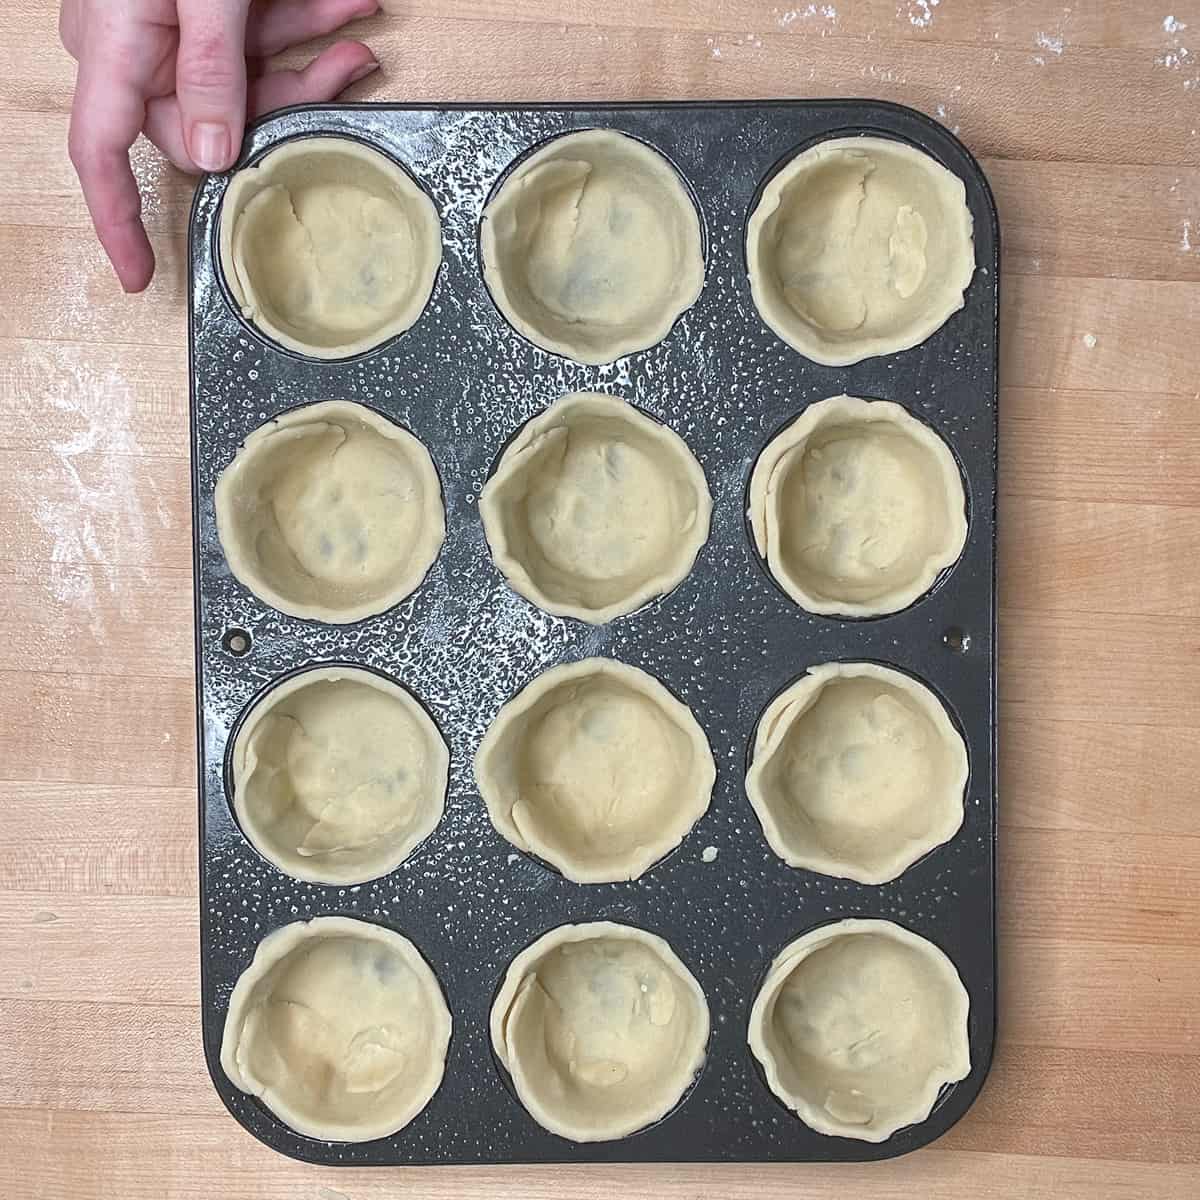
348,60 -> 380,85
191,122 -> 231,173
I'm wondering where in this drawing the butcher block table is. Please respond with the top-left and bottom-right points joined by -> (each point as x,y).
2,1 -> 1198,1197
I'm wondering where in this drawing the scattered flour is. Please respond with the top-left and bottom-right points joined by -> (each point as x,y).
862,62 -> 909,84
1032,8 -> 1072,64
1082,333 -> 1098,349
1183,220 -> 1195,253
1157,13 -> 1197,85
899,0 -> 940,29
776,3 -> 837,27
1035,31 -> 1064,56
933,103 -> 960,134
15,354 -> 156,638
1157,46 -> 1190,68
701,846 -> 719,863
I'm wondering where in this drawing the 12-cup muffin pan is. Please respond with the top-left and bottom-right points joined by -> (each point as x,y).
188,100 -> 998,1166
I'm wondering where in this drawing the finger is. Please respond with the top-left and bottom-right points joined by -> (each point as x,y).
246,0 -> 379,58
68,57 -> 155,293
248,40 -> 378,115
176,0 -> 250,172
145,39 -> 378,172
144,96 -> 197,174
59,1 -> 82,60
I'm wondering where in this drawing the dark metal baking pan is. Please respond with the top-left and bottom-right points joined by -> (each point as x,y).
188,98 -> 998,1165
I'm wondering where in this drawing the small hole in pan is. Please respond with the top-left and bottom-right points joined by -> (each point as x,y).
942,627 -> 971,654
222,628 -> 252,657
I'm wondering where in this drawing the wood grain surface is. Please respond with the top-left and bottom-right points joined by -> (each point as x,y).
2,1 -> 1199,1197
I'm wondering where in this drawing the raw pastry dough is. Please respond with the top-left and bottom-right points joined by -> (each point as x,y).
746,136 -> 974,365
748,918 -> 970,1141
480,129 -> 704,364
220,916 -> 451,1143
230,666 -> 448,885
480,392 -> 711,624
214,401 -> 444,623
745,661 -> 967,884
475,658 -> 714,883
218,137 -> 441,358
490,922 -> 709,1141
748,394 -> 966,617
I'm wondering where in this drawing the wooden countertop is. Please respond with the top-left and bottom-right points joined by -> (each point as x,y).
2,2 -> 1198,1196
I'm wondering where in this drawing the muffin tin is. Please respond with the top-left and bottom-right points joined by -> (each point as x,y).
188,100 -> 998,1165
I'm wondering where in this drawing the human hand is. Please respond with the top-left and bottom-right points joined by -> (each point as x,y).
60,0 -> 382,293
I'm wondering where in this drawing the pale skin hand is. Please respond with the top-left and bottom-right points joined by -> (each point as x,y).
60,0 -> 382,293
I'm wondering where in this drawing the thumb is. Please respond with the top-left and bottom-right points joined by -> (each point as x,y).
176,0 -> 250,172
